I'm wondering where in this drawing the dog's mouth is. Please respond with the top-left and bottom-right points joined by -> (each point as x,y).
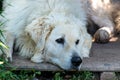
70,64 -> 82,71
54,62 -> 82,71
58,65 -> 81,71
62,64 -> 81,71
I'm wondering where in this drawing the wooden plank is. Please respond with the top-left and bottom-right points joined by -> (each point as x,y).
8,55 -> 61,71
81,37 -> 120,71
6,37 -> 120,71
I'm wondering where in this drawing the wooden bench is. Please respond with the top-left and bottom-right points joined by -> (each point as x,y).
6,37 -> 120,80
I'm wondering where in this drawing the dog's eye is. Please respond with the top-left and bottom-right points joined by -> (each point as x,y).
56,38 -> 64,44
75,40 -> 79,45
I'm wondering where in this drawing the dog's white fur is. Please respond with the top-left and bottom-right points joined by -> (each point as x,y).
1,0 -> 92,70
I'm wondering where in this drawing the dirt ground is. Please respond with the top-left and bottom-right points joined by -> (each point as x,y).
101,72 -> 116,80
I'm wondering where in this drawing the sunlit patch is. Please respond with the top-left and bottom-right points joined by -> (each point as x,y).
92,37 -> 119,42
0,61 -> 4,64
109,37 -> 118,42
92,38 -> 95,42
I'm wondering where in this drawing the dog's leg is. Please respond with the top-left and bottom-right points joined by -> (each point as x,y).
91,15 -> 114,43
31,52 -> 44,63
113,11 -> 120,35
94,26 -> 114,43
31,40 -> 45,63
4,32 -> 15,62
88,0 -> 115,43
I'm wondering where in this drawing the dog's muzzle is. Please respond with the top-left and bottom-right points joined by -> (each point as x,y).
71,56 -> 82,69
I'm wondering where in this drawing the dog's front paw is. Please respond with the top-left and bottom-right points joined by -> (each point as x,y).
4,50 -> 13,62
5,53 -> 13,63
31,53 -> 44,63
5,57 -> 12,62
94,27 -> 112,43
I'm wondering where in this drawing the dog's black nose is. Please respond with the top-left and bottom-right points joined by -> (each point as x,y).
71,56 -> 82,67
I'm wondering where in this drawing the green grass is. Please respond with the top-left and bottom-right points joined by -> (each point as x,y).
34,71 -> 94,80
54,71 -> 94,80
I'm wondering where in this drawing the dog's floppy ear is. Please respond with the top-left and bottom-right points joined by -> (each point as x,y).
79,25 -> 92,58
25,18 -> 54,63
82,32 -> 92,57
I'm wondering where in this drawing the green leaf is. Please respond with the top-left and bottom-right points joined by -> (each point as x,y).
0,42 -> 8,49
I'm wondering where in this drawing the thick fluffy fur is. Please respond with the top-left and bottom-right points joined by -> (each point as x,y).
1,0 -> 120,70
86,0 -> 120,42
1,0 -> 92,70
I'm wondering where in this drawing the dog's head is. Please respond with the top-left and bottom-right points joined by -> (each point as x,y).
26,17 -> 92,70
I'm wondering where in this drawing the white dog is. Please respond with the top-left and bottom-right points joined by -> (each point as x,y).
1,0 -> 120,70
0,0 -> 92,70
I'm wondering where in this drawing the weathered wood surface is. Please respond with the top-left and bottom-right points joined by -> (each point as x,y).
6,37 -> 120,71
82,37 -> 120,72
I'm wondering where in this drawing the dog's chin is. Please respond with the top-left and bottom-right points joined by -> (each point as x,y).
47,58 -> 81,70
58,64 -> 81,71
70,65 -> 82,71
62,67 -> 80,71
